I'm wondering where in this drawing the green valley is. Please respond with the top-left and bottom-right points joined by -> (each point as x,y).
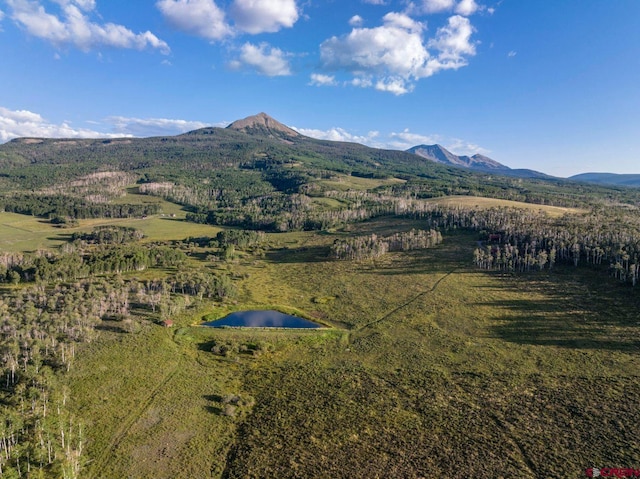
1,115 -> 639,478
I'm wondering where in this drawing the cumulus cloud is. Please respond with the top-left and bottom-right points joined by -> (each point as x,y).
320,12 -> 428,90
375,77 -> 412,95
156,0 -> 231,41
414,0 -> 480,16
0,106 -> 127,142
157,0 -> 299,39
107,116 -> 210,136
229,42 -> 292,76
445,137 -> 490,156
427,15 -> 475,68
454,0 -> 479,16
389,128 -> 488,155
309,73 -> 336,86
318,12 -> 476,95
292,125 -> 380,145
351,77 -> 373,88
229,0 -> 298,34
0,107 -> 219,141
289,122 -> 490,156
7,0 -> 169,53
389,129 -> 441,149
349,14 -> 363,27
419,0 -> 455,13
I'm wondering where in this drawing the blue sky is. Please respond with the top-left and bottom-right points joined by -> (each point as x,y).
1,0 -> 638,177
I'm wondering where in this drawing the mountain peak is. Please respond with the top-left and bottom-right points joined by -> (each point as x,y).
407,144 -> 509,172
226,112 -> 299,139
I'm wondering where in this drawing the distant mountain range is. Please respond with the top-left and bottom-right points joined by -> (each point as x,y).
568,173 -> 640,187
405,144 -> 552,180
2,112 -> 637,187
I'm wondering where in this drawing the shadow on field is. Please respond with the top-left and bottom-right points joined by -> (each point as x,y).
483,270 -> 640,352
197,340 -> 216,352
203,394 -> 224,415
95,321 -> 129,334
265,245 -> 330,263
47,233 -> 72,242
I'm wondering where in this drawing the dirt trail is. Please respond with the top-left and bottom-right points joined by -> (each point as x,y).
0,222 -> 34,233
354,268 -> 458,334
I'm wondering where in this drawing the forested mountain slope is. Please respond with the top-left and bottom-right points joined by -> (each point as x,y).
1,113 -> 639,217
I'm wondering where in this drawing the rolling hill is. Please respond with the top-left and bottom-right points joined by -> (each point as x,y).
570,172 -> 640,187
1,113 -> 638,216
2,114 -> 640,479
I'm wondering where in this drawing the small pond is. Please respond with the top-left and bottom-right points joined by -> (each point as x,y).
203,310 -> 325,329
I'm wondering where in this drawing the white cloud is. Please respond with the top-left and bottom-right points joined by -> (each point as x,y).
229,0 -> 298,34
415,0 -> 480,16
454,0 -> 479,16
319,12 -> 476,95
230,42 -> 292,76
362,0 -> 386,4
389,128 -> 488,155
309,73 -> 336,86
52,0 -> 97,11
508,50 -> 516,57
289,123 -> 489,155
319,12 -> 429,96
389,129 -> 441,149
375,77 -> 411,95
107,116 -> 210,136
349,15 -> 363,27
292,125 -> 380,145
0,107 -> 218,141
0,8 -> 5,21
0,106 -> 127,142
419,0 -> 455,14
427,15 -> 475,69
156,0 -> 231,41
7,0 -> 169,53
445,137 -> 490,156
351,77 -> 373,88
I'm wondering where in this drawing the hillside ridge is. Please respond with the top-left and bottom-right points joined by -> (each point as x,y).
406,144 -> 509,171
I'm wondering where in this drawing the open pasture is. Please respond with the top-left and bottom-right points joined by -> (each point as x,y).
67,218 -> 640,478
427,195 -> 587,217
0,192 -> 222,251
318,174 -> 406,191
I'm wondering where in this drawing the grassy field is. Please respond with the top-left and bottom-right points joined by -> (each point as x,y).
427,195 -> 587,217
318,174 -> 406,191
0,191 -> 222,251
0,192 -> 583,252
66,217 -> 640,478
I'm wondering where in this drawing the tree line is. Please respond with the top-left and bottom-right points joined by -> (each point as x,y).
0,256 -> 240,477
458,207 -> 640,286
0,244 -> 186,284
0,193 -> 159,221
330,229 -> 443,260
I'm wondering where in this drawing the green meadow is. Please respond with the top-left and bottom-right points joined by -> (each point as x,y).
0,190 -> 223,251
65,218 -> 640,478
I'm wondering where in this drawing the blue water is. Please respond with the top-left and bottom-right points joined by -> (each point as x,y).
203,310 -> 324,329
